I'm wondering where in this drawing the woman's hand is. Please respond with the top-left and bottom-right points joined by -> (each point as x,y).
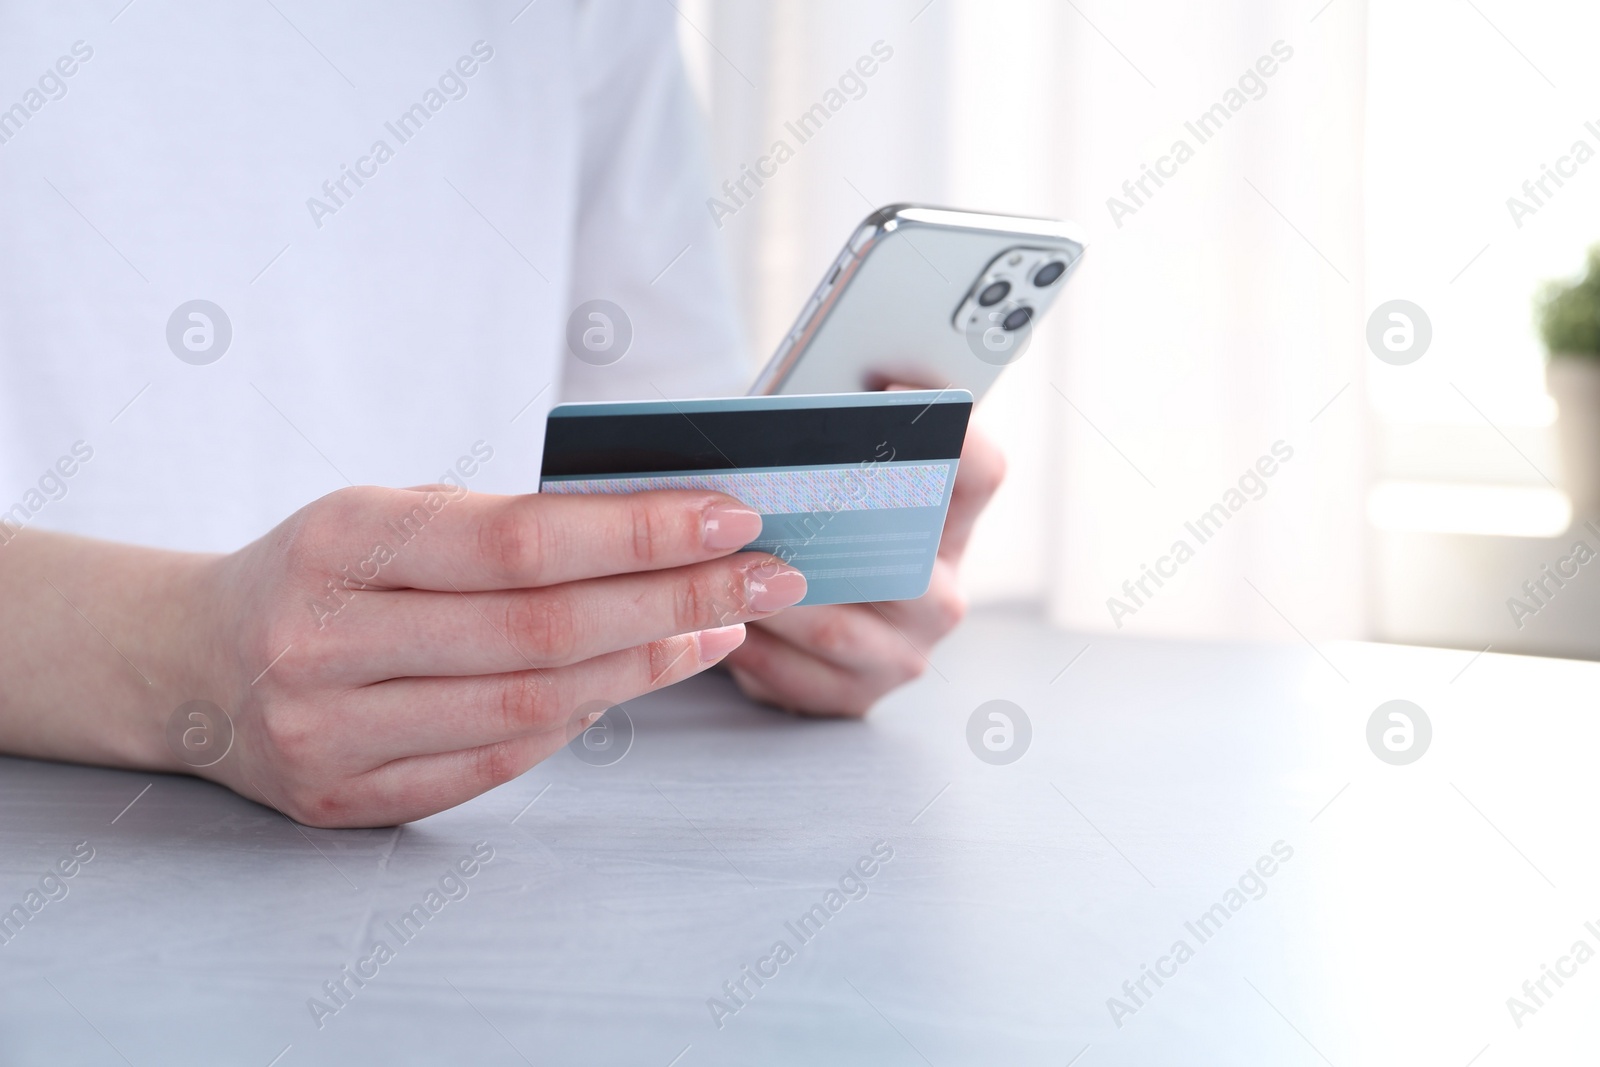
196,486 -> 813,825
724,422 -> 1005,715
0,487 -> 807,827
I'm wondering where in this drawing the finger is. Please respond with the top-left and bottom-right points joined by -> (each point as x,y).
336,729 -> 576,826
743,603 -> 907,675
747,559 -> 964,673
938,425 -> 1005,560
339,625 -> 746,761
298,486 -> 766,592
863,558 -> 969,645
725,626 -> 900,718
272,710 -> 598,828
308,553 -> 804,681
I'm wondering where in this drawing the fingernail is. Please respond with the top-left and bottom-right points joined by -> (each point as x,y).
746,562 -> 808,612
696,624 -> 747,663
703,503 -> 763,550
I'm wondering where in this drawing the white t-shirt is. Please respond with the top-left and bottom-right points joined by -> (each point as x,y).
0,0 -> 746,553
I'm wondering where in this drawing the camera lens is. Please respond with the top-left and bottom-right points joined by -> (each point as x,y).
1001,306 -> 1033,332
977,280 -> 1010,307
1033,261 -> 1067,287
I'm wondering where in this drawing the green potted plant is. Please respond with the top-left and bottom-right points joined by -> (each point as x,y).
1538,245 -> 1600,516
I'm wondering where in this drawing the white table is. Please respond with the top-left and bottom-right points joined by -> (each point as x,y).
2,609 -> 1596,1065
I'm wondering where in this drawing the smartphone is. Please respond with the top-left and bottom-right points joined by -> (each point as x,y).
748,204 -> 1086,399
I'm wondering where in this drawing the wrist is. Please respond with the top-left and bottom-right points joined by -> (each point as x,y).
112,548 -> 230,773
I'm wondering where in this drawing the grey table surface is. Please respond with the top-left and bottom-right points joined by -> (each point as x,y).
2,608 -> 1597,1066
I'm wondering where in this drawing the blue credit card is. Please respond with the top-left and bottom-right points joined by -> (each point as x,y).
539,390 -> 972,606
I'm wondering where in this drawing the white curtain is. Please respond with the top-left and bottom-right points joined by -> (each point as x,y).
680,0 -> 1369,641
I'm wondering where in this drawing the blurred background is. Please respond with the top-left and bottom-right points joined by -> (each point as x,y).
678,0 -> 1600,659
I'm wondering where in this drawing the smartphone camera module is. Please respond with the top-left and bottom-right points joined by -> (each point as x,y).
953,245 -> 1077,366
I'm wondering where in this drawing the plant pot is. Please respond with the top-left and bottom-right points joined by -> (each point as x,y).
1546,354 -> 1600,518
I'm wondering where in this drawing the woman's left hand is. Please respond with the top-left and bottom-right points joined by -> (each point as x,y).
724,421 -> 1006,716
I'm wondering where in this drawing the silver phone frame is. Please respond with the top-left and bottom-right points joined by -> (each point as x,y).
748,203 -> 1088,396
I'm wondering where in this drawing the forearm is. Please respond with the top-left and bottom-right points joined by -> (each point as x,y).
0,528 -> 216,770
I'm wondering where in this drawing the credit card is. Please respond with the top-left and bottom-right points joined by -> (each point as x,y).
539,390 -> 972,606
